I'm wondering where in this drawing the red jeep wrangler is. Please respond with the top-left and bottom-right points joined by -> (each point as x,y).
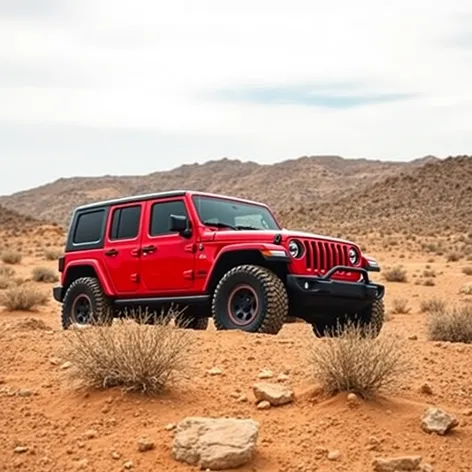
53,190 -> 385,336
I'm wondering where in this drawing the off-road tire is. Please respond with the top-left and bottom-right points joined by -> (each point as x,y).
311,299 -> 385,338
212,264 -> 288,334
61,277 -> 114,329
175,314 -> 209,330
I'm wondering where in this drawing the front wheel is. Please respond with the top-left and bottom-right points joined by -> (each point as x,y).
212,265 -> 288,334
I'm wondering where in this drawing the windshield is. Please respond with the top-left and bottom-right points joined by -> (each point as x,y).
192,195 -> 280,230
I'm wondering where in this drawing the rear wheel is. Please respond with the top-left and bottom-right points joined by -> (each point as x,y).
311,299 -> 385,338
61,277 -> 113,329
212,264 -> 288,334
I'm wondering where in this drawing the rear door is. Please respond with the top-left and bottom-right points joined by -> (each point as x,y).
139,197 -> 195,293
102,203 -> 143,294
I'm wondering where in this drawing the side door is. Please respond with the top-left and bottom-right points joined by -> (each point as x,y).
139,197 -> 195,293
102,203 -> 143,294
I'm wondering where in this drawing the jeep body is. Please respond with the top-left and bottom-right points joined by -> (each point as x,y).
53,190 -> 385,336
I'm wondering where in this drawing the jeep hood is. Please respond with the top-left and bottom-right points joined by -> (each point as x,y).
210,228 -> 356,246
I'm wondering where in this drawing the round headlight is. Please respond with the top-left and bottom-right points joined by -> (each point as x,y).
288,240 -> 303,258
348,248 -> 358,265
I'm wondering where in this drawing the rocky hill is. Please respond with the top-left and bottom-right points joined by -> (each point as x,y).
0,155 -> 434,227
278,155 -> 472,237
0,205 -> 42,233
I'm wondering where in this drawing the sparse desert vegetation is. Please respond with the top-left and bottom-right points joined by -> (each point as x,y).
427,303 -> 472,343
0,283 -> 49,311
1,249 -> 22,265
31,266 -> 59,283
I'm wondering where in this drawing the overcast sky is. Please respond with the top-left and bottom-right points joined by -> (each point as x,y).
1,0 -> 472,195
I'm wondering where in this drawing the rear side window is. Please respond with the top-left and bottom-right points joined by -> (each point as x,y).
73,210 -> 105,244
109,205 -> 142,240
150,200 -> 188,236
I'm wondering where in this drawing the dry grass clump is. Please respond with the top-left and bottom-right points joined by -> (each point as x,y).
420,297 -> 446,313
310,322 -> 409,399
383,266 -> 408,283
462,266 -> 472,276
44,248 -> 63,261
391,298 -> 411,314
1,250 -> 22,265
446,251 -> 462,262
31,266 -> 59,283
427,303 -> 472,343
60,312 -> 194,394
0,283 -> 49,311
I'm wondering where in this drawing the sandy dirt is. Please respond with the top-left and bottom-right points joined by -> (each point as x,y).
1,248 -> 472,472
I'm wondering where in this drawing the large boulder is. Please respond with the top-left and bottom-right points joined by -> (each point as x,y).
172,417 -> 260,470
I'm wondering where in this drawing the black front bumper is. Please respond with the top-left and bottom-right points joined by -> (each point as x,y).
287,266 -> 384,318
52,286 -> 63,302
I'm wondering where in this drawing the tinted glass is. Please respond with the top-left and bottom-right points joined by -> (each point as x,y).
150,200 -> 188,236
192,196 -> 279,230
110,205 -> 141,240
73,210 -> 105,244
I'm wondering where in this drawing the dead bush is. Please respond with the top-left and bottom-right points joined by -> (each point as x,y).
60,311 -> 194,394
1,250 -> 22,265
0,266 -> 15,278
31,267 -> 59,283
44,248 -> 63,261
420,297 -> 446,313
446,251 -> 462,262
383,266 -> 407,283
427,303 -> 472,343
460,283 -> 472,295
310,322 -> 410,399
0,276 -> 10,290
391,298 -> 411,314
0,283 -> 49,311
462,266 -> 472,276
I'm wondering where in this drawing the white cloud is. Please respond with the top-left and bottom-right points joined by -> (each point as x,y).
1,0 -> 472,194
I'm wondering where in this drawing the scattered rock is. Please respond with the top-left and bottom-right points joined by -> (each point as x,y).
408,335 -> 418,340
76,459 -> 89,469
14,446 -> 28,453
123,460 -> 133,469
277,373 -> 289,382
137,437 -> 155,452
84,429 -> 98,439
237,394 -> 248,403
164,423 -> 176,431
421,464 -> 434,472
372,455 -> 422,471
111,451 -> 121,460
257,401 -> 271,410
258,369 -> 273,379
172,416 -> 259,470
419,383 -> 433,395
253,383 -> 294,406
327,450 -> 340,461
207,367 -> 222,376
49,357 -> 61,366
60,361 -> 73,370
17,389 -> 33,398
347,393 -> 359,406
421,407 -> 458,435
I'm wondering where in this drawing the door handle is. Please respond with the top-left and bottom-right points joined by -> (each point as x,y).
105,249 -> 119,256
142,244 -> 156,254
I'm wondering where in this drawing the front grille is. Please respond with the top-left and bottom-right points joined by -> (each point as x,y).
302,239 -> 350,272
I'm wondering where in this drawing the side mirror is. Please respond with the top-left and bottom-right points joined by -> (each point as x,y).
169,214 -> 191,237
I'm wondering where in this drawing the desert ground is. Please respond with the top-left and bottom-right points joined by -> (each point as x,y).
1,221 -> 472,472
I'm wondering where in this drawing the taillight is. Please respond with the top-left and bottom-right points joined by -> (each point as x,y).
58,256 -> 64,273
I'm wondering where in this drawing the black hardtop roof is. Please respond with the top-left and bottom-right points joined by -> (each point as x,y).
73,190 -> 269,212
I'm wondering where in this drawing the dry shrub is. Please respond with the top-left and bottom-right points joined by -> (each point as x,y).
427,303 -> 472,343
1,250 -> 22,265
0,283 -> 49,311
0,266 -> 15,278
60,312 -> 194,394
383,266 -> 407,283
310,322 -> 409,399
462,266 -> 472,276
44,248 -> 63,261
423,278 -> 435,287
446,251 -> 462,262
420,297 -> 446,313
391,298 -> 411,314
31,267 -> 59,283
460,283 -> 472,295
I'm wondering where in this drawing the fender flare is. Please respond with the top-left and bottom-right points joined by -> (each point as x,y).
63,259 -> 115,296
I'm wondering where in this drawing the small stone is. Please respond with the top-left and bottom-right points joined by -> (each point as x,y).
253,382 -> 294,406
463,408 -> 472,416
164,423 -> 176,431
257,400 -> 271,410
327,450 -> 341,461
347,393 -> 359,405
258,369 -> 273,379
408,335 -> 418,340
14,446 -> 28,453
277,373 -> 289,382
207,367 -> 222,376
76,459 -> 88,469
372,455 -> 422,472
84,429 -> 97,439
420,383 -> 433,395
111,451 -> 121,460
137,437 -> 155,452
17,389 -> 33,397
238,394 -> 248,403
421,407 -> 458,435
421,464 -> 434,472
123,460 -> 133,469
49,357 -> 60,365
60,361 -> 73,370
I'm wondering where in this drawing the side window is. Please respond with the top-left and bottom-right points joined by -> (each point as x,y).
109,205 -> 142,240
73,209 -> 105,244
150,200 -> 188,236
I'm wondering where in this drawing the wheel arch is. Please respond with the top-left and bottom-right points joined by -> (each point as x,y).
62,260 -> 113,296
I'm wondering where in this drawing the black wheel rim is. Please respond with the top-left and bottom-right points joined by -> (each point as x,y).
71,294 -> 92,325
227,284 -> 259,326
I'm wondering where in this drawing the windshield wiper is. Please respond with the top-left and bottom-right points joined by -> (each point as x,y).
235,225 -> 261,230
203,221 -> 238,230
